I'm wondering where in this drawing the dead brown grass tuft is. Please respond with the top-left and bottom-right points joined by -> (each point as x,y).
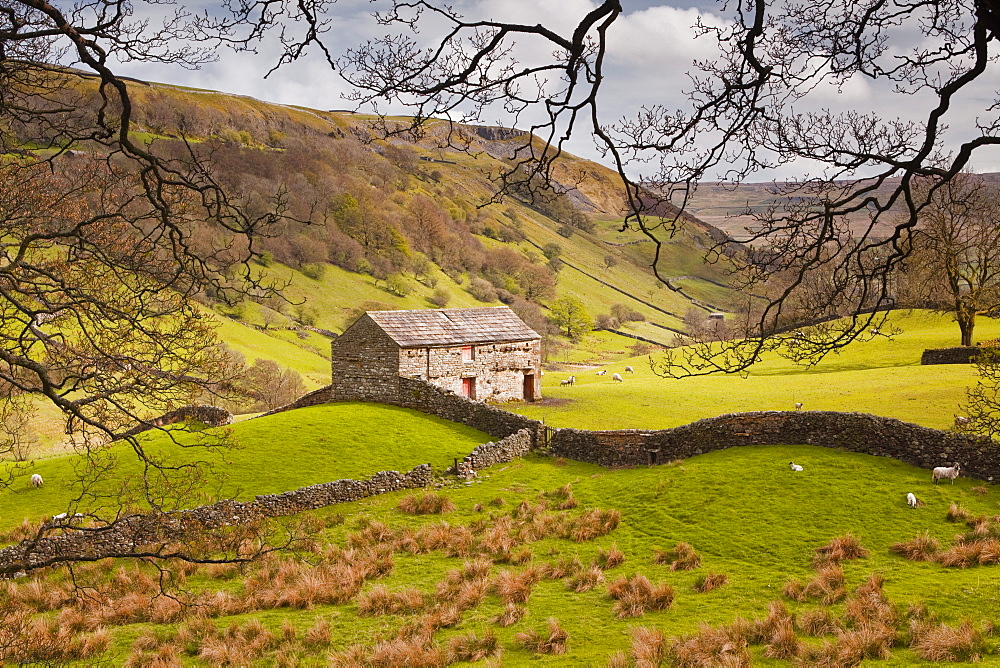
492,602 -> 526,627
947,502 -> 971,522
514,617 -> 569,655
542,555 -> 584,579
447,630 -> 501,662
491,567 -> 540,605
911,620 -> 985,662
397,492 -> 456,515
607,574 -> 674,618
806,564 -> 847,605
357,585 -> 427,616
834,623 -> 896,663
936,540 -> 988,568
890,531 -> 941,561
566,564 -> 605,593
812,534 -> 868,567
763,616 -> 800,659
667,622 -> 751,667
303,618 -> 332,648
693,571 -> 728,593
566,508 -> 621,542
595,544 -> 626,570
368,636 -> 448,667
798,608 -> 841,637
629,626 -> 667,667
499,547 -> 528,566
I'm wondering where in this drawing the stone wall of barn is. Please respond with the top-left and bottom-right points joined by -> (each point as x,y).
549,411 -> 1000,481
397,340 -> 541,402
329,315 -> 401,402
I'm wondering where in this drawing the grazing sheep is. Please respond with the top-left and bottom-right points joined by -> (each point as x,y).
794,402 -> 803,411
906,492 -> 919,508
560,376 -> 576,386
789,462 -> 803,472
596,369 -> 607,376
932,463 -> 961,484
30,473 -> 43,488
624,366 -> 634,373
870,328 -> 880,336
955,415 -> 972,428
612,373 -> 624,382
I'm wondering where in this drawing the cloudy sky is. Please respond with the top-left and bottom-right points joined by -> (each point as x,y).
111,0 -> 1000,179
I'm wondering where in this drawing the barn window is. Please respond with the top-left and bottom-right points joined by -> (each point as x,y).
461,345 -> 475,362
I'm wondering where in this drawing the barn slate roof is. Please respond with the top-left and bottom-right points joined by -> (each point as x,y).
365,307 -> 540,348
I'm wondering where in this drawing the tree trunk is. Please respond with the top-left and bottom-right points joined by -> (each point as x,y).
958,307 -> 976,347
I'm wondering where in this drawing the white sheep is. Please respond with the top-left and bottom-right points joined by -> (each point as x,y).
30,474 -> 43,488
789,462 -> 803,471
596,370 -> 607,376
560,376 -> 576,386
794,402 -> 803,411
625,366 -> 634,373
612,373 -> 624,382
932,463 -> 961,484
955,416 -> 972,428
906,492 -> 919,508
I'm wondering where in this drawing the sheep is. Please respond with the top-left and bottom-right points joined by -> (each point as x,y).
596,370 -> 607,376
932,463 -> 961,484
560,376 -> 576,386
906,492 -> 919,508
955,415 -> 972,428
30,474 -> 43,488
794,402 -> 803,411
625,366 -> 634,373
611,373 -> 624,382
789,462 -> 803,472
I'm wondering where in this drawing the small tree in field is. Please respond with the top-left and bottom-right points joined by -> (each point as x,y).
902,175 -> 1000,346
549,297 -> 593,340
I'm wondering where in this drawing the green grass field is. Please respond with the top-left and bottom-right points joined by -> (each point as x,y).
9,445 -> 1000,664
0,403 -> 488,531
515,310 -> 1000,431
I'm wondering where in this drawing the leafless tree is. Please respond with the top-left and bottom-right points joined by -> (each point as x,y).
899,174 -> 1000,346
0,0 -> 302,574
338,0 -> 1000,374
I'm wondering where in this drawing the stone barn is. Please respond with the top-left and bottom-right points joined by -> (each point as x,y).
331,306 -> 542,403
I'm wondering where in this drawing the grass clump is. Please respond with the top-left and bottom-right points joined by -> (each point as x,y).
890,531 -> 941,561
692,571 -> 728,593
594,543 -> 626,570
812,533 -> 868,567
514,618 -> 569,655
607,574 -> 674,618
653,541 -> 701,570
447,630 -> 500,662
911,621 -> 986,662
397,493 -> 456,515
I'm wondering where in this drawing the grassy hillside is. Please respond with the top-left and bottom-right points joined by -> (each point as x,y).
5,439 -> 1000,664
514,310 -> 1000,431
0,403 -> 488,529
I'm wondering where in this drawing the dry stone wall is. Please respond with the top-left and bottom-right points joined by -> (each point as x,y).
921,347 -> 982,365
116,405 -> 233,440
0,465 -> 431,576
455,428 -> 534,476
550,411 -> 1000,481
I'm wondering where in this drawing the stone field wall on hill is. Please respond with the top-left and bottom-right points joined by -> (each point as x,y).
921,347 -> 982,365
550,411 -> 1000,481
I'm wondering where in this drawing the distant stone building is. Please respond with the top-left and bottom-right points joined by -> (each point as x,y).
331,306 -> 542,403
